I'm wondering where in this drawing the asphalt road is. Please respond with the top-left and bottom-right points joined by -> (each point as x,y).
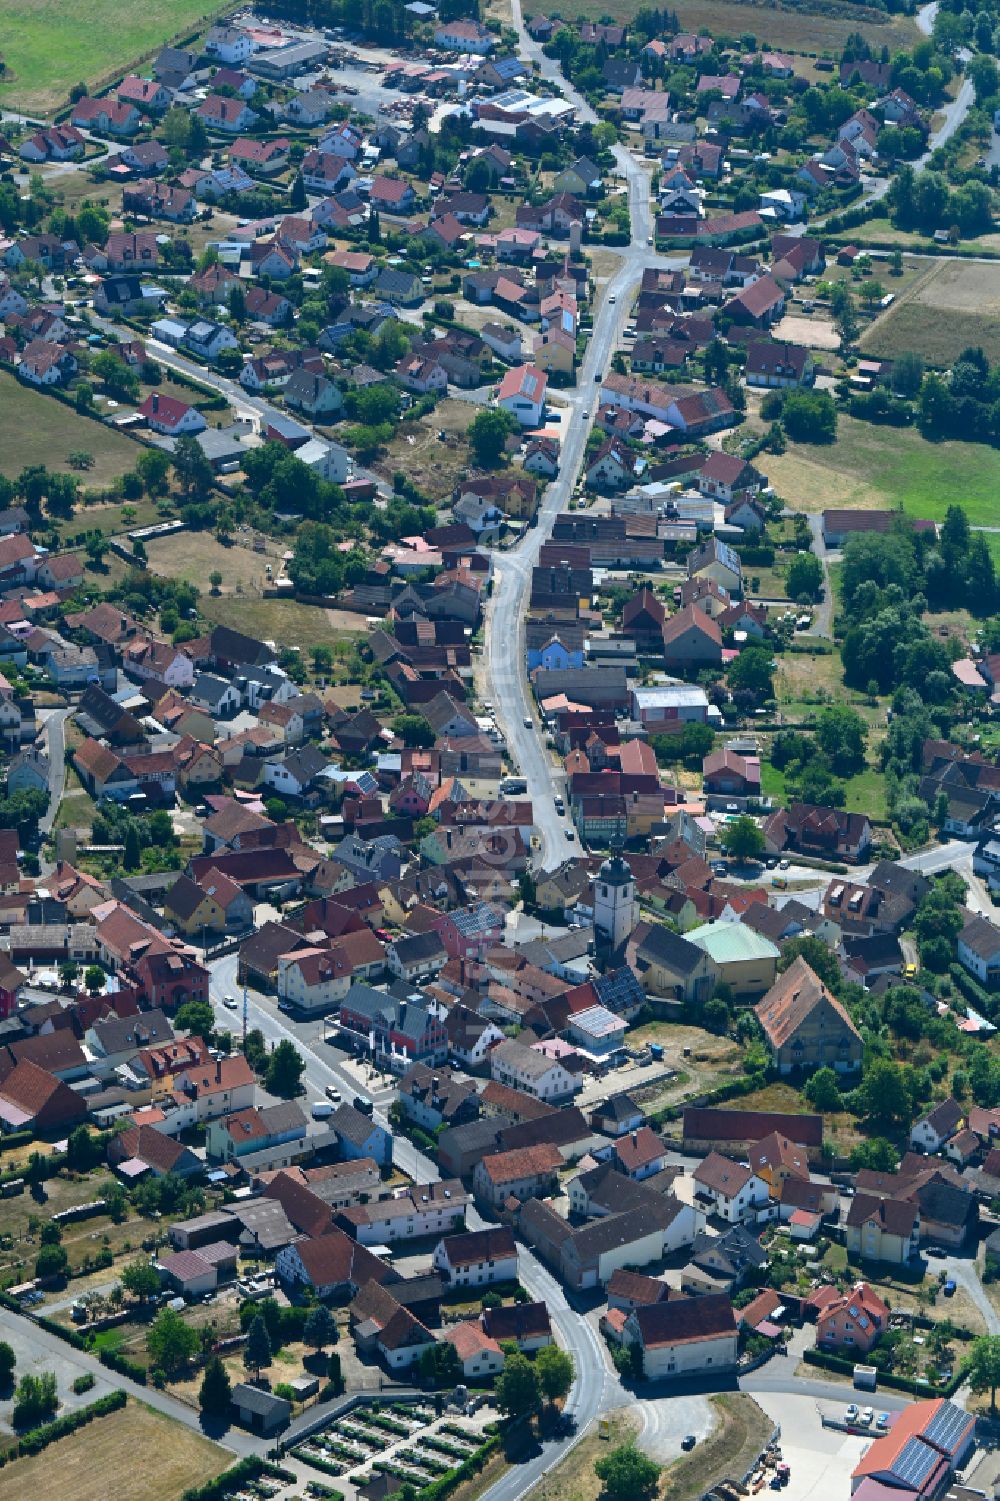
484,0 -> 673,873
37,705 -> 69,838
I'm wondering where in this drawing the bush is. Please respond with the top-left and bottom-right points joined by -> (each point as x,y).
97,1347 -> 146,1385
72,1373 -> 95,1395
180,1460 -> 296,1501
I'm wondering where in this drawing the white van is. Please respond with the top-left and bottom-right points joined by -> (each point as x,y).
311,1100 -> 334,1120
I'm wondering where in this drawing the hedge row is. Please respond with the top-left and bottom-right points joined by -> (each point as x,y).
0,1389 -> 127,1468
414,1433 -> 503,1501
181,1458 -> 296,1501
802,1346 -> 965,1397
293,1447 -> 347,1480
98,1347 -> 147,1385
948,963 -> 994,1015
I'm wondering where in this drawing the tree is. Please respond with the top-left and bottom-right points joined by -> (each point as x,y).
84,964 -> 106,994
244,1314 -> 273,1378
721,815 -> 765,863
595,1443 -> 662,1501
856,1058 -> 915,1130
418,1339 -> 462,1387
69,450 -> 95,471
703,997 -> 730,1035
199,1355 -> 232,1419
289,171 -> 306,210
968,1335 -> 1000,1414
136,447 -> 171,496
209,571 -> 223,595
536,1344 -> 574,1405
119,1259 -> 161,1303
35,1243 -> 69,1280
727,644 -> 773,702
148,1307 -> 199,1376
0,1340 -> 16,1385
265,1038 -> 305,1098
815,706 -> 867,776
12,1371 -> 58,1428
785,552 -> 824,602
175,999 -> 215,1038
469,407 -> 518,467
303,1304 -> 337,1354
66,1125 -> 100,1171
804,1066 -> 841,1112
782,390 -> 837,444
123,823 -> 141,871
495,1351 -> 541,1420
779,935 -> 844,995
173,433 -> 214,501
392,713 -> 435,748
85,535 -> 108,568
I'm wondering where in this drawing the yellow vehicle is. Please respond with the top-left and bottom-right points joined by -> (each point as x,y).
771,876 -> 788,891
903,962 -> 919,980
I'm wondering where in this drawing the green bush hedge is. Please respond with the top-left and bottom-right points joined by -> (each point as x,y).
181,1459 -> 295,1501
97,1347 -> 146,1384
802,1346 -> 965,1397
0,1389 -> 127,1468
414,1433 -> 503,1501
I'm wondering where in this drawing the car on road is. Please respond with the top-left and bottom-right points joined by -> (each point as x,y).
903,962 -> 918,979
582,408 -> 590,418
846,1405 -> 859,1423
523,716 -> 532,728
325,1085 -> 342,1103
594,370 -> 602,380
608,294 -> 616,303
565,828 -> 575,840
223,994 -> 238,1010
681,1435 -> 696,1451
354,1096 -> 374,1116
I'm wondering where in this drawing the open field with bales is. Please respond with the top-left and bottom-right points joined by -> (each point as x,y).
861,259 -> 1000,368
0,1401 -> 228,1501
0,374 -> 139,490
0,0 -> 223,112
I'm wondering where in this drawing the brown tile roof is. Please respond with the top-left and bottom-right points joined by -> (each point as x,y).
754,956 -> 861,1050
633,1291 -> 735,1347
478,1142 -> 562,1184
693,1150 -> 754,1197
845,1193 -> 918,1238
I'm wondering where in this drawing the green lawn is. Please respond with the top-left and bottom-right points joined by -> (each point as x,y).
0,372 -> 139,490
763,413 -> 1000,527
760,758 -> 887,820
0,0 -> 224,112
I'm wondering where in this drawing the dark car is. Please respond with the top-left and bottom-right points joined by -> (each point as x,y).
354,1096 -> 374,1116
681,1435 -> 696,1451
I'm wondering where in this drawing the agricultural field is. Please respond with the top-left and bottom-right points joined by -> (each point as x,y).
761,413 -> 1000,525
0,373 -> 139,491
861,259 -> 1000,368
568,0 -> 917,53
0,1402 -> 228,1501
0,0 -> 224,113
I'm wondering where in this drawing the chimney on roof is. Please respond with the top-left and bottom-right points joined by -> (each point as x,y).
151,392 -> 159,413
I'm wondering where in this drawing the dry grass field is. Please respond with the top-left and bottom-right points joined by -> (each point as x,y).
571,0 -> 917,53
369,397 -> 476,498
861,258 -> 1000,367
0,1402 -> 228,1501
143,532 -> 280,596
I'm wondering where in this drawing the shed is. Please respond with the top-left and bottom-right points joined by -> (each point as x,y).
231,1382 -> 292,1435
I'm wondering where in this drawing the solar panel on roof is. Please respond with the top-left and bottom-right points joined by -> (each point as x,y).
890,1438 -> 939,1490
923,1400 -> 970,1455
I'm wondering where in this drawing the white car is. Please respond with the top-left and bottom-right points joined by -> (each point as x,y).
223,995 -> 238,1010
860,1407 -> 874,1426
845,1405 -> 859,1423
608,294 -> 616,303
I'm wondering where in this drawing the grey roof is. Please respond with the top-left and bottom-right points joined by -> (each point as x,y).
391,929 -> 446,963
276,744 -> 328,786
193,671 -> 237,709
960,913 -> 1000,961
232,1383 -> 292,1419
332,1101 -> 383,1148
636,922 -> 706,975
91,1009 -> 174,1055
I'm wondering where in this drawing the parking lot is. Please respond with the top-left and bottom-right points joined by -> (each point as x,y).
755,1394 -> 873,1501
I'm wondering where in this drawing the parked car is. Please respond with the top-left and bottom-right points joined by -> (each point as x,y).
845,1405 -> 859,1423
681,1435 -> 696,1451
860,1408 -> 874,1426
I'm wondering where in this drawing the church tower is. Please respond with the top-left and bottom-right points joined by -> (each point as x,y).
594,849 -> 636,951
